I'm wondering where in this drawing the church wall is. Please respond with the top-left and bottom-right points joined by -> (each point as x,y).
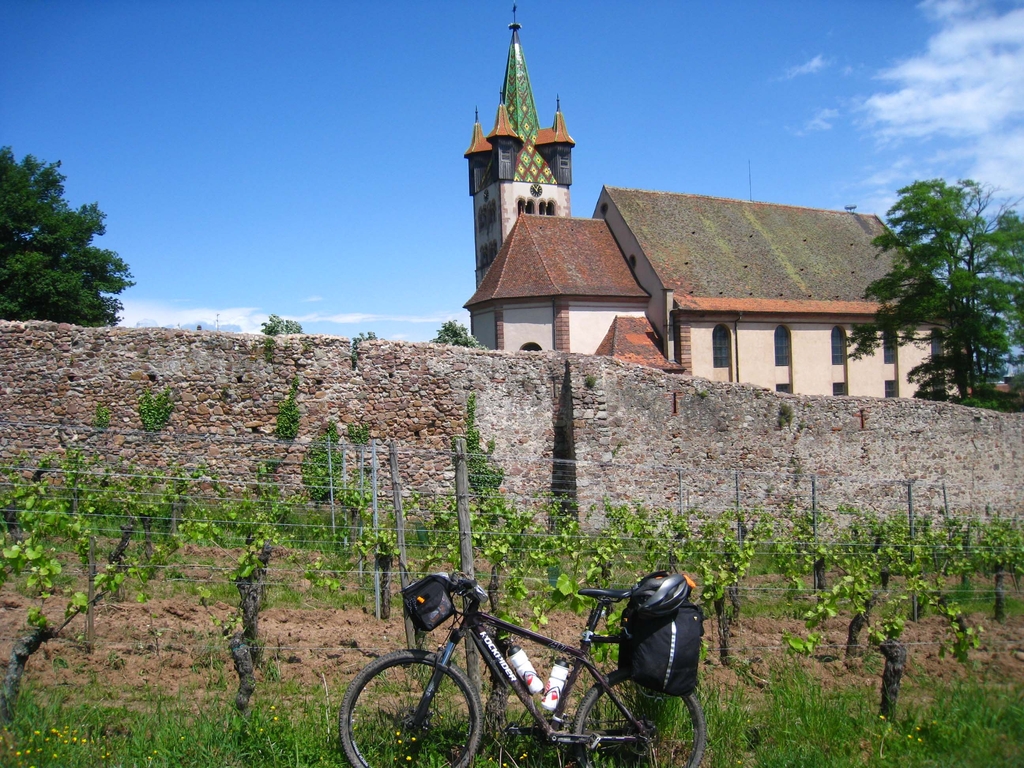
594,190 -> 666,340
471,310 -> 496,349
567,304 -> 646,354
846,335 -> 930,398
502,304 -> 554,350
690,319 -> 932,398
1,322 -> 1020,518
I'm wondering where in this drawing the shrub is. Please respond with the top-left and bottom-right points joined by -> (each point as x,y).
138,388 -> 174,432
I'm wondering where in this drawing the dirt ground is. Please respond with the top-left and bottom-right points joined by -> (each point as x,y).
2,587 -> 1022,714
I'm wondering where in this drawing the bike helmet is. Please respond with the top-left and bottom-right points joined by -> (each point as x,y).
631,572 -> 693,617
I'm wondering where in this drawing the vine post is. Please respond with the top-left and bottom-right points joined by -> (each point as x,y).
371,439 -> 381,619
390,441 -> 416,648
86,536 -> 96,653
326,429 -> 336,539
812,474 -> 826,591
908,481 -> 918,622
454,438 -> 481,694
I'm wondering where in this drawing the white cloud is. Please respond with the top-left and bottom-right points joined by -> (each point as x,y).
119,300 -> 466,336
861,1 -> 1024,195
296,311 -> 464,325
785,54 -> 828,79
802,108 -> 839,133
303,295 -> 324,302
120,300 -> 265,333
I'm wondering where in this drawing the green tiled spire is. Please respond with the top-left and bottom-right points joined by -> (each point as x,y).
501,24 -> 554,184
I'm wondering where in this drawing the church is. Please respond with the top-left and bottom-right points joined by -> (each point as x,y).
464,21 -> 930,399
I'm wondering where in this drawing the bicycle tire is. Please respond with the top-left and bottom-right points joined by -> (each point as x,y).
573,668 -> 706,768
339,649 -> 483,768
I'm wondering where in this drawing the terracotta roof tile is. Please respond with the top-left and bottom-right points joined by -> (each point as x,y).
595,316 -> 684,371
466,217 -> 649,307
464,121 -> 492,156
604,187 -> 891,304
675,296 -> 880,316
487,103 -> 521,140
536,110 -> 575,147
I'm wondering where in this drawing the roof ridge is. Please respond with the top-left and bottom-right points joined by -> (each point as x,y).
605,186 -> 881,219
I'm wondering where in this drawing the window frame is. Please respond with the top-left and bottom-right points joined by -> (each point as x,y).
712,324 -> 731,370
774,325 -> 791,368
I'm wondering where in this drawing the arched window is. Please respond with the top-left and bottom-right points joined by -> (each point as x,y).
712,325 -> 731,369
517,199 -> 525,215
774,325 -> 791,367
831,326 -> 847,366
546,201 -> 555,215
525,200 -> 535,214
520,342 -> 542,351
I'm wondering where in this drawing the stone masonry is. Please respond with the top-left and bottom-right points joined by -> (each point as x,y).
0,321 -> 1021,519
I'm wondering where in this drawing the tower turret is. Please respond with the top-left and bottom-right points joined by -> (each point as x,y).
464,109 -> 492,195
466,18 -> 574,287
536,99 -> 575,186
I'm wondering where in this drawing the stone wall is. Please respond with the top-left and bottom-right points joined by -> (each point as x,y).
1,321 -> 1021,518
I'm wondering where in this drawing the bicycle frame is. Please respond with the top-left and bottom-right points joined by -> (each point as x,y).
423,597 -> 650,747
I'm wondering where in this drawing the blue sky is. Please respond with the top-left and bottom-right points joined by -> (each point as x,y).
3,0 -> 1023,340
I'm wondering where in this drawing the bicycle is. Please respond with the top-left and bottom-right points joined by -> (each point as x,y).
338,572 -> 706,768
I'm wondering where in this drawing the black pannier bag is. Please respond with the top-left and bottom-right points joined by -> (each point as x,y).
401,574 -> 455,632
619,572 -> 704,696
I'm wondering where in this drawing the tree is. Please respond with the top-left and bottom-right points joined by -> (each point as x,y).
350,330 -> 378,366
261,314 -> 303,335
849,179 -> 1024,403
432,320 -> 483,348
0,147 -> 133,325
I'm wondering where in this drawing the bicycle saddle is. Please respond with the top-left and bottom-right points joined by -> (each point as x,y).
577,587 -> 633,600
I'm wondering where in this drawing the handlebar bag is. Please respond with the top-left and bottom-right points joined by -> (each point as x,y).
401,574 -> 455,632
620,602 -> 704,696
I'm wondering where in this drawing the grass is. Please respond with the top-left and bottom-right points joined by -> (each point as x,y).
2,663 -> 1021,768
701,662 -> 1024,767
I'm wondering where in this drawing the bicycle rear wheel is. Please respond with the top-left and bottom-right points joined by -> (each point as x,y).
573,669 -> 706,768
339,649 -> 483,768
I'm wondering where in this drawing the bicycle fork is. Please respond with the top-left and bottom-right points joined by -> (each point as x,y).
410,638 -> 460,728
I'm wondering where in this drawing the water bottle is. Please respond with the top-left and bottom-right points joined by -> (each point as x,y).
507,645 -> 544,694
541,659 -> 570,711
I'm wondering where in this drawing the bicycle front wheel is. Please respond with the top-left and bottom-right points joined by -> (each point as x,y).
573,669 -> 706,768
339,649 -> 483,768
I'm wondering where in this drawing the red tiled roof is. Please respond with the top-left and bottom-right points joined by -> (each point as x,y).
595,316 -> 684,371
674,295 -> 880,316
535,110 -> 575,147
487,103 -> 520,141
464,121 -> 492,156
604,187 -> 891,304
465,217 -> 649,307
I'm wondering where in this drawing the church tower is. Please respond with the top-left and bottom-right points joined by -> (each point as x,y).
465,19 -> 575,287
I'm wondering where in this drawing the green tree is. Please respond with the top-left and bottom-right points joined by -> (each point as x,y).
0,147 -> 133,325
432,320 -> 483,348
351,330 -> 378,366
849,179 -> 1024,403
260,314 -> 303,335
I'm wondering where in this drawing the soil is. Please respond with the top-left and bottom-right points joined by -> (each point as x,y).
1,589 -> 1023,714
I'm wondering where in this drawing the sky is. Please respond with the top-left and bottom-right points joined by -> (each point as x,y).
2,0 -> 1023,340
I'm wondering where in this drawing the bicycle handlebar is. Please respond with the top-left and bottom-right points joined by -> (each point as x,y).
450,573 -> 488,604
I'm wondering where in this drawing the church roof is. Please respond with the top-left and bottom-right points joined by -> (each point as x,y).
595,316 -> 684,372
486,101 -> 521,141
536,107 -> 575,147
500,25 -> 556,184
464,119 -> 492,156
603,187 -> 890,308
465,216 -> 649,307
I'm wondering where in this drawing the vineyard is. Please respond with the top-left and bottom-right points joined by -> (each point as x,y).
1,437 -> 1023,767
